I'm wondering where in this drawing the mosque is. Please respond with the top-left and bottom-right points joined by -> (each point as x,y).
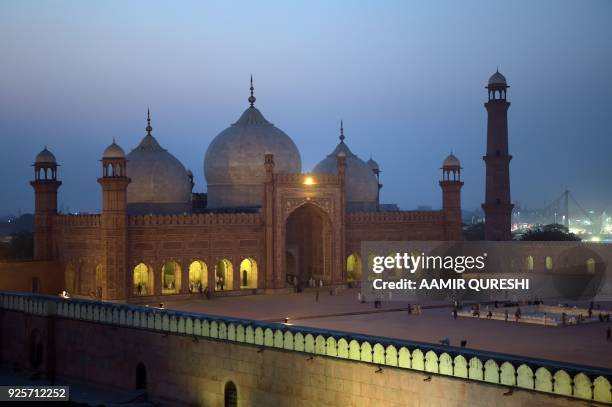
27,73 -> 519,302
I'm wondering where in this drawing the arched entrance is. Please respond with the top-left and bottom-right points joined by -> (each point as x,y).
347,253 -> 362,281
239,258 -> 258,289
65,263 -> 76,293
224,381 -> 237,407
285,203 -> 332,284
215,259 -> 234,291
133,263 -> 153,295
189,261 -> 208,293
94,264 -> 103,298
162,261 -> 181,294
135,363 -> 147,390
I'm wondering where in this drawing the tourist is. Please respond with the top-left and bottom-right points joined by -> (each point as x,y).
515,307 -> 521,322
407,304 -> 412,314
357,292 -> 362,303
460,339 -> 467,347
452,308 -> 458,320
504,309 -> 509,322
588,307 -> 593,319
487,310 -> 493,319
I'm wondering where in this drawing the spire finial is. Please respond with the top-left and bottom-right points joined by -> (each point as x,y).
339,120 -> 345,142
146,108 -> 153,135
248,75 -> 256,107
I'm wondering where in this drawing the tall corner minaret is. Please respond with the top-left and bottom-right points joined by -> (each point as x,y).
482,69 -> 513,240
97,136 -> 130,300
30,147 -> 62,260
440,152 -> 464,240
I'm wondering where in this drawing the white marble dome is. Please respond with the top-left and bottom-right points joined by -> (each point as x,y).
313,129 -> 378,212
442,153 -> 461,168
126,120 -> 192,214
35,147 -> 57,165
488,70 -> 507,86
102,141 -> 125,159
204,102 -> 302,208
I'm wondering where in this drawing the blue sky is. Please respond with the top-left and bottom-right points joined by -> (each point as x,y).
1,0 -> 611,214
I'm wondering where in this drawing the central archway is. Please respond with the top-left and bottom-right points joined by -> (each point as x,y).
285,203 -> 332,285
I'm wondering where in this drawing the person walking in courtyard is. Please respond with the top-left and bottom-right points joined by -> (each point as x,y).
515,307 -> 522,322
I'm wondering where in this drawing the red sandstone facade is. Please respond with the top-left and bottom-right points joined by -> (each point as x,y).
31,149 -> 463,302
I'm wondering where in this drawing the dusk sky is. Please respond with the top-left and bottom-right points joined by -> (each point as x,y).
1,0 -> 611,215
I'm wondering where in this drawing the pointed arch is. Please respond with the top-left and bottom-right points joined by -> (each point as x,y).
239,258 -> 258,289
133,263 -> 153,296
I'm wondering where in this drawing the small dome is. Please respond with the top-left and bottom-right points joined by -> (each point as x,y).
103,141 -> 125,159
366,156 -> 379,171
313,129 -> 378,212
443,153 -> 461,168
126,118 -> 192,214
204,106 -> 302,208
488,70 -> 507,86
35,147 -> 56,165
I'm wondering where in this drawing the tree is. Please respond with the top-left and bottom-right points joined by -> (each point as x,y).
520,223 -> 581,241
463,222 -> 485,240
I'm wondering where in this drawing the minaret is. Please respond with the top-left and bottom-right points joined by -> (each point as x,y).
482,70 -> 513,240
440,153 -> 464,240
30,147 -> 62,260
97,134 -> 130,300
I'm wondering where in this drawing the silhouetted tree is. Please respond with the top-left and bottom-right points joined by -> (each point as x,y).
520,223 -> 581,241
463,222 -> 485,240
9,214 -> 34,234
0,232 -> 34,261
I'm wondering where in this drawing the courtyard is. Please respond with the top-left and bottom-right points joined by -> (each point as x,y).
147,288 -> 612,369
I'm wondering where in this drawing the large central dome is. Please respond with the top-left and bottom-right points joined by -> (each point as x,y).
204,82 -> 301,208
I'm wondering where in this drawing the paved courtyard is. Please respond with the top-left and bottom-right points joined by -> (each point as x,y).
149,288 -> 612,369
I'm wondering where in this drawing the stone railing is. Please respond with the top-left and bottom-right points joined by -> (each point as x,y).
54,214 -> 101,227
348,211 -> 443,224
1,291 -> 610,404
128,212 -> 262,226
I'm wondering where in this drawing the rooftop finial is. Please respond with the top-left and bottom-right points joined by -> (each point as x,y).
248,75 -> 256,107
339,120 -> 345,143
146,108 -> 153,135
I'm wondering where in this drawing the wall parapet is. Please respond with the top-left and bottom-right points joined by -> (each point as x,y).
348,211 -> 444,224
1,291 -> 610,404
54,214 -> 101,227
128,212 -> 263,226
